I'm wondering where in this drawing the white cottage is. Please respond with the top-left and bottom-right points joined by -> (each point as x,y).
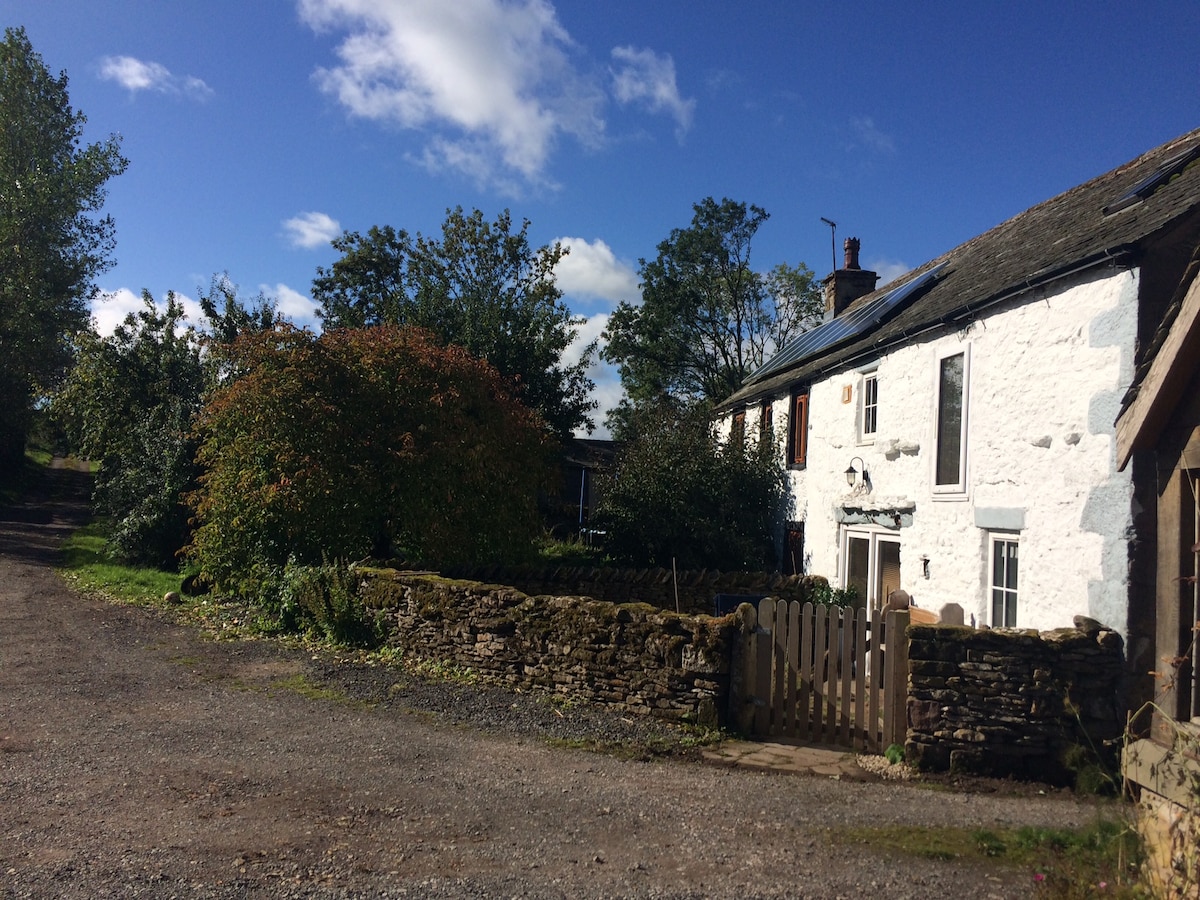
717,127 -> 1200,695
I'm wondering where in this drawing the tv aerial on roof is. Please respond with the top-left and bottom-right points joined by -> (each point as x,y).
820,217 -> 837,273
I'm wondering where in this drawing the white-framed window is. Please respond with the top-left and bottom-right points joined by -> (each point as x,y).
859,371 -> 878,442
989,533 -> 1019,627
933,344 -> 970,495
841,526 -> 902,609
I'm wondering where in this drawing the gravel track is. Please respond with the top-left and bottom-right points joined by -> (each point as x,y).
0,465 -> 1108,898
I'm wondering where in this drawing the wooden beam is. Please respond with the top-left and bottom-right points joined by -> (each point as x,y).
1117,268 -> 1200,471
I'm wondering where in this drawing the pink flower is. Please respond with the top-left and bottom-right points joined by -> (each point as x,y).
1033,873 -> 1046,882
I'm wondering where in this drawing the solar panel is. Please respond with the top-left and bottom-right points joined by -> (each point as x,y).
1103,143 -> 1200,216
747,262 -> 946,384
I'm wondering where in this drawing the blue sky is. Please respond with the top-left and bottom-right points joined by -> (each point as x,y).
8,0 -> 1200,435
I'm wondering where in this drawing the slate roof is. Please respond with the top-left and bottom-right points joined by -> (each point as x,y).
717,126 -> 1200,412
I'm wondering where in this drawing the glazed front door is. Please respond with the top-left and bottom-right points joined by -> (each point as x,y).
841,528 -> 902,609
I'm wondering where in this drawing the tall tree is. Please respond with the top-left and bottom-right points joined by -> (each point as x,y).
54,292 -> 203,567
53,278 -> 281,566
601,197 -> 821,434
0,27 -> 127,465
312,207 -> 596,438
197,272 -> 281,347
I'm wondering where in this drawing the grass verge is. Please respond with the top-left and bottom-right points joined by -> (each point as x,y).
828,818 -> 1142,897
60,522 -> 183,604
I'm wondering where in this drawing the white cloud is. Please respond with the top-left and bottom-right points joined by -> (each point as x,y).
283,211 -> 342,249
91,288 -> 144,336
610,46 -> 694,138
870,258 -> 911,287
564,311 -> 621,439
553,237 -> 639,305
847,116 -> 894,153
262,283 -> 322,327
91,288 -> 203,337
298,0 -> 605,187
99,55 -> 213,100
563,310 -> 606,368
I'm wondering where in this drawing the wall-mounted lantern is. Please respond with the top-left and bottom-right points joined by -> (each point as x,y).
845,456 -> 868,488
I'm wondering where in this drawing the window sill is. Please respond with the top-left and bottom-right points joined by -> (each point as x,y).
931,489 -> 969,502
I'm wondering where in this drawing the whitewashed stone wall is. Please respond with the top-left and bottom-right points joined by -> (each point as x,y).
755,266 -> 1140,635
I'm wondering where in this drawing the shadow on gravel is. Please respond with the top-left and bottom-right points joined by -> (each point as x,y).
0,461 -> 93,567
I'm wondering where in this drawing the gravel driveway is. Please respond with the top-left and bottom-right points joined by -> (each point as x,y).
0,466 -> 1106,898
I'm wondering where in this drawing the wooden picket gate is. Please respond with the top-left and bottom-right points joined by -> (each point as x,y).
736,599 -> 909,752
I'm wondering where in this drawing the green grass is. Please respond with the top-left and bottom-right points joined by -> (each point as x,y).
25,446 -> 53,467
58,522 -> 183,605
828,817 -> 1143,897
268,673 -> 371,708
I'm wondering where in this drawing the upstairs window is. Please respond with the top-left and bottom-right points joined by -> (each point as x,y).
759,400 -> 773,441
789,391 -> 809,467
933,346 -> 970,494
859,372 -> 878,442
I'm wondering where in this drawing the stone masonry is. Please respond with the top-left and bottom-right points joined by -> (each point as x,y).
438,564 -> 823,616
360,570 -> 735,726
905,618 -> 1125,784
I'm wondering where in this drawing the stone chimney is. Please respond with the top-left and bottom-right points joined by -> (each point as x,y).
823,237 -> 879,317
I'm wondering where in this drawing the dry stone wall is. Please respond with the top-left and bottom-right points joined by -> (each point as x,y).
360,571 -> 735,725
355,568 -> 1128,783
905,619 -> 1125,784
438,564 -> 822,615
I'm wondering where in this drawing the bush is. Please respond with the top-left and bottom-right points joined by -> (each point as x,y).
594,407 -> 786,570
280,559 -> 381,647
186,325 -> 553,599
809,581 -> 859,608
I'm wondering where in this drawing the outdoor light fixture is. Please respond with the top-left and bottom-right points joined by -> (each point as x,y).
845,456 -> 868,487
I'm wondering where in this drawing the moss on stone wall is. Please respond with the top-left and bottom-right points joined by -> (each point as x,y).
361,570 -> 734,726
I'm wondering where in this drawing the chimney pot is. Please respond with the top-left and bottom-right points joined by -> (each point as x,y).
844,237 -> 861,270
823,237 -> 878,317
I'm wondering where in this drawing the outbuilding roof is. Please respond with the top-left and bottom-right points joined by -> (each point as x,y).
718,126 -> 1200,412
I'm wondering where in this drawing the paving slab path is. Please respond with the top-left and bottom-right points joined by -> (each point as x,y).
0,465 -> 1109,898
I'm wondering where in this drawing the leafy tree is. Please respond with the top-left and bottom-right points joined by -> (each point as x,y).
601,197 -> 820,434
594,405 -> 787,571
54,292 -> 203,566
187,325 -> 553,602
312,207 -> 595,438
52,277 -> 280,566
197,272 -> 280,347
0,27 -> 127,466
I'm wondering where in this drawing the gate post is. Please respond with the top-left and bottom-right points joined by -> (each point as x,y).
726,601 -> 760,735
882,609 -> 911,749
